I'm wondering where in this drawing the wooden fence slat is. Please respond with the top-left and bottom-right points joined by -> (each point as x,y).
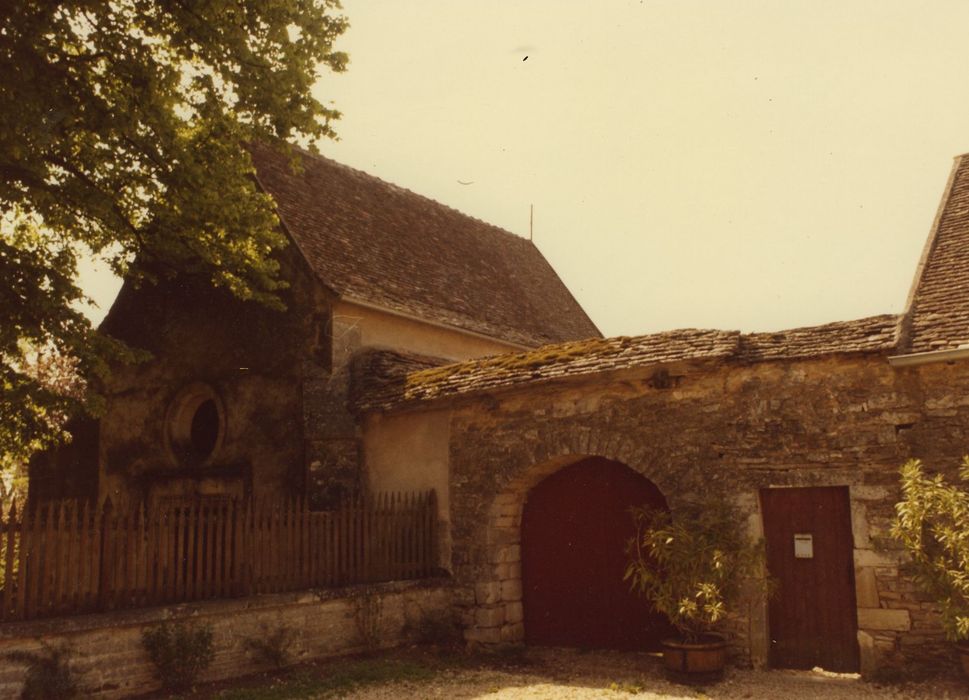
360,496 -> 368,583
289,498 -> 298,590
192,505 -> 204,601
163,506 -> 175,603
55,501 -> 70,613
206,504 -> 216,599
228,501 -> 238,596
240,500 -> 250,596
15,506 -> 31,620
2,502 -> 17,620
310,512 -> 318,588
340,500 -> 348,586
97,500 -> 113,612
213,503 -> 224,599
148,506 -> 158,604
248,501 -> 257,595
350,497 -> 358,584
427,490 -> 434,577
264,500 -> 273,594
323,512 -> 332,587
407,492 -> 416,580
426,490 -> 434,578
79,501 -> 93,611
415,492 -> 425,580
174,505 -> 185,602
0,491 -> 437,625
38,503 -> 54,616
283,498 -> 293,591
124,508 -> 136,606
283,498 -> 291,591
255,499 -> 263,595
263,500 -> 272,593
135,504 -> 146,607
256,500 -> 266,595
391,494 -> 400,581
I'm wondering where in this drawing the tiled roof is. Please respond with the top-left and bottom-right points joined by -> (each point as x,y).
903,154 -> 969,353
353,315 -> 900,412
739,314 -> 900,361
249,143 -> 601,347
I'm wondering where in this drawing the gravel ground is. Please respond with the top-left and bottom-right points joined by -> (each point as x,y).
338,647 -> 968,700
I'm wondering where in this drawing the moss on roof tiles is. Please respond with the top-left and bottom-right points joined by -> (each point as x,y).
354,315 -> 900,412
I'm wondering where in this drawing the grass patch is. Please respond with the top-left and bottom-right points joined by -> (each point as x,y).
214,659 -> 437,700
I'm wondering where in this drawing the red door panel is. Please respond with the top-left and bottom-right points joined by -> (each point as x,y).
522,457 -> 675,650
760,486 -> 860,672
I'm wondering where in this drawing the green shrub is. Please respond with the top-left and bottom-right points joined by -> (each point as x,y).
142,621 -> 215,693
244,625 -> 294,669
891,458 -> 969,641
352,589 -> 383,651
625,498 -> 766,643
406,609 -> 462,647
7,642 -> 79,699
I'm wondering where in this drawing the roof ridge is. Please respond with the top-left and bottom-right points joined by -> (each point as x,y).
740,313 -> 900,337
899,153 -> 969,353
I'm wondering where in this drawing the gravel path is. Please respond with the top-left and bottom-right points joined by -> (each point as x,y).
338,647 -> 967,700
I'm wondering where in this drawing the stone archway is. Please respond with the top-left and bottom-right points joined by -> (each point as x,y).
465,448 -> 680,647
521,456 -> 675,650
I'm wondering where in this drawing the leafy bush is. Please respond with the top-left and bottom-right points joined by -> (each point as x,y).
244,625 -> 294,669
141,621 -> 215,693
352,589 -> 384,651
406,609 -> 462,647
891,458 -> 969,641
625,498 -> 765,643
7,642 -> 79,699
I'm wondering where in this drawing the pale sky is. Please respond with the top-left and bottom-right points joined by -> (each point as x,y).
80,0 -> 969,338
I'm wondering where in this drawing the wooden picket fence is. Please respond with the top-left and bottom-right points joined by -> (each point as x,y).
0,491 -> 437,622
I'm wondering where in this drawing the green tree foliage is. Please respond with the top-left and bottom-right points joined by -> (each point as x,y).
892,458 -> 969,641
0,0 -> 348,458
625,499 -> 766,642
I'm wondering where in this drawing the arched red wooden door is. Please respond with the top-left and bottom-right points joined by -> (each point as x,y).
521,456 -> 675,650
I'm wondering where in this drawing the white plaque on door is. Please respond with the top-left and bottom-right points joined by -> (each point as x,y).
794,533 -> 813,559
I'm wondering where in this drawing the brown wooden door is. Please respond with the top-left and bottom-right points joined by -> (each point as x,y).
522,457 -> 675,650
760,486 -> 860,672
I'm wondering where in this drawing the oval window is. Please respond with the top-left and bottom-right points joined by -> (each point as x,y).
166,384 -> 225,466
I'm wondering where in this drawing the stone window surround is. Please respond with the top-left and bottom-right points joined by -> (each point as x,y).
164,381 -> 227,469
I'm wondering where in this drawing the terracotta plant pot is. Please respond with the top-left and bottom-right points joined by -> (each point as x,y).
661,634 -> 729,680
957,642 -> 969,679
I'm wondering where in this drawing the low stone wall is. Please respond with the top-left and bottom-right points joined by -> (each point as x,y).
0,579 -> 454,698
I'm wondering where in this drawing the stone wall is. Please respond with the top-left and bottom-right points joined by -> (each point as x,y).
0,580 -> 453,698
59,247 -> 330,508
305,301 -> 523,510
408,352 -> 969,673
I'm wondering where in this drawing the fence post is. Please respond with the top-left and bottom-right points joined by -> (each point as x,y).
428,490 -> 438,577
1,501 -> 16,621
97,498 -> 114,611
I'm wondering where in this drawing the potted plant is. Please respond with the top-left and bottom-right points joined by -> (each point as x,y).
625,497 -> 765,680
891,458 -> 969,677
